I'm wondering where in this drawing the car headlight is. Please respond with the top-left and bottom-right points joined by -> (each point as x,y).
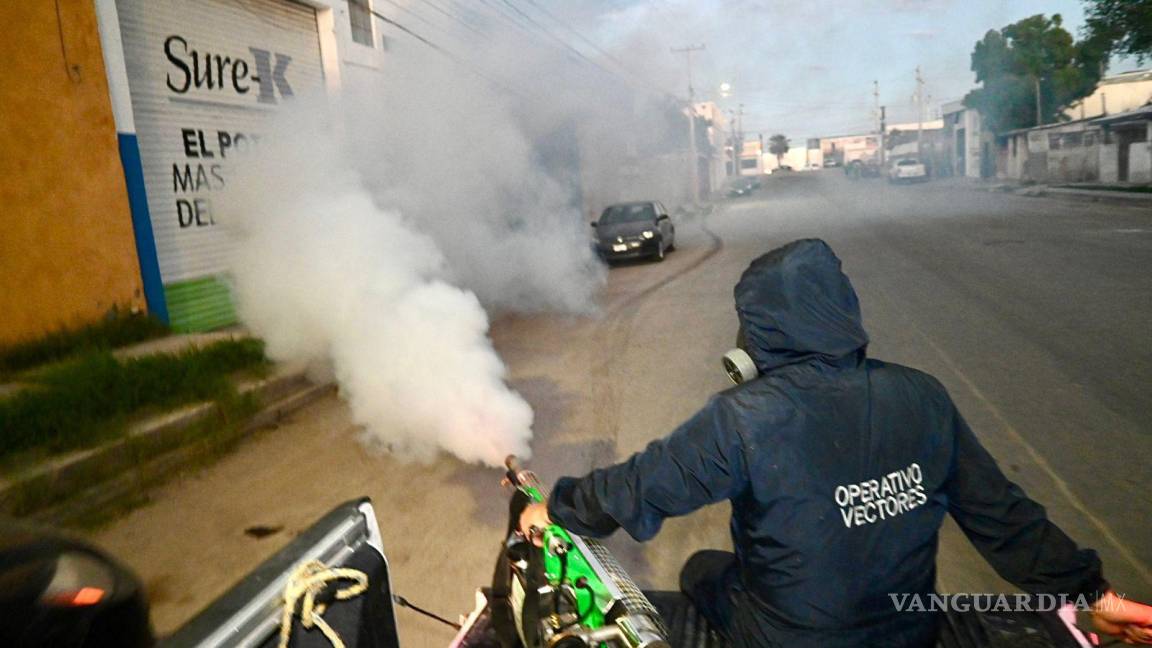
642,230 -> 654,239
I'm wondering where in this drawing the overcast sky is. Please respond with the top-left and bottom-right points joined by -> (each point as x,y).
545,0 -> 1142,142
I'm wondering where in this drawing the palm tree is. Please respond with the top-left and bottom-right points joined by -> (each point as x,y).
769,134 -> 790,168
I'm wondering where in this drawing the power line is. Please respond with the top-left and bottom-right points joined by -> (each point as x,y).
368,1 -> 673,108
518,0 -> 630,72
376,0 -> 444,34
442,0 -> 494,31
915,65 -> 926,156
419,0 -> 488,38
472,0 -> 597,74
516,0 -> 673,99
474,0 -> 563,52
472,0 -> 671,101
367,6 -> 528,99
501,0 -> 592,62
378,0 -> 498,53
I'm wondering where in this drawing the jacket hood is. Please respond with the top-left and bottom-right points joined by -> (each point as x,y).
734,239 -> 869,371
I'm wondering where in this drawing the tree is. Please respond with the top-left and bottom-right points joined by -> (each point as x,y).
1083,0 -> 1152,63
963,14 -> 1105,133
768,134 -> 790,168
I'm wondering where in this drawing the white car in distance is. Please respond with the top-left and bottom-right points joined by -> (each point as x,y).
888,158 -> 928,183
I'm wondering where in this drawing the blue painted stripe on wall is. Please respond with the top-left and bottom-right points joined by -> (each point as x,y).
116,132 -> 168,322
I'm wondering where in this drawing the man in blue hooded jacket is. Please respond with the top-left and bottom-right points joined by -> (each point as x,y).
519,239 -> 1152,647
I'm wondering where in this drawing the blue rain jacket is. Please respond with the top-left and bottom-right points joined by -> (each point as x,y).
548,239 -> 1106,647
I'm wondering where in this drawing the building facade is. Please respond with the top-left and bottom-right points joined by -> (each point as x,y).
0,1 -> 147,345
1063,68 -> 1152,122
969,68 -> 1151,184
94,0 -> 333,331
739,138 -> 765,176
999,109 -> 1152,184
820,133 -> 879,167
694,101 -> 730,196
4,0 -> 699,341
942,101 -> 989,178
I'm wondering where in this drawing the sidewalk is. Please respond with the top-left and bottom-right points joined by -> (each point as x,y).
0,329 -> 333,526
958,178 -> 1152,207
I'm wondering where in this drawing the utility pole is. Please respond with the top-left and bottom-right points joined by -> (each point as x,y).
1034,76 -> 1042,126
738,103 -> 745,174
874,80 -> 884,167
915,66 -> 925,159
672,44 -> 706,204
880,106 -> 887,168
728,109 -> 738,176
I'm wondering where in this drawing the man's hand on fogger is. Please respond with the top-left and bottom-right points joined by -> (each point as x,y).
1092,591 -> 1152,645
518,501 -> 551,547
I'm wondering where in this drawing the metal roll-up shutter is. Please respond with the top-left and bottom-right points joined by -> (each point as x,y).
116,0 -> 326,331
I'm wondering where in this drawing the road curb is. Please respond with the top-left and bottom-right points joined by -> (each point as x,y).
967,182 -> 1152,207
1015,186 -> 1152,207
0,365 -> 335,525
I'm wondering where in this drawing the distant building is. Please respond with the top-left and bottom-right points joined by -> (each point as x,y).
806,138 -> 823,168
1095,106 -> 1152,183
740,138 -> 765,176
884,119 -> 947,175
1063,68 -> 1152,121
820,133 -> 879,166
694,101 -> 730,194
999,108 -> 1152,184
763,140 -> 808,171
951,68 -> 1152,184
814,119 -> 946,175
993,68 -> 1152,184
999,119 -> 1102,183
942,101 -> 990,178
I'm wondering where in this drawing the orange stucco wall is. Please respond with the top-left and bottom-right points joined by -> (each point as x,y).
0,1 -> 145,346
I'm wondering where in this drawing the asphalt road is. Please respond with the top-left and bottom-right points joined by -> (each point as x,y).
92,171 -> 1152,645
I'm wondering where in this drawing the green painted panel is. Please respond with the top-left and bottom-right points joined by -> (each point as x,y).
163,276 -> 236,332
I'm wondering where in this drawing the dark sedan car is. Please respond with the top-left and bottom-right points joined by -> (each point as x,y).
726,176 -> 757,197
592,201 -> 676,262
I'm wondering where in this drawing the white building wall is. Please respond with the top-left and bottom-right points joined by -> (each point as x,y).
1064,71 -> 1152,121
1099,143 -> 1120,182
964,110 -> 983,178
763,146 -> 807,171
97,0 -> 333,329
1002,134 -> 1024,180
1131,126 -> 1152,183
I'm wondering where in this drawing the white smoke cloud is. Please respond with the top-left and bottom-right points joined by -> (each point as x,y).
338,43 -> 608,314
217,8 -> 707,466
222,120 -> 535,466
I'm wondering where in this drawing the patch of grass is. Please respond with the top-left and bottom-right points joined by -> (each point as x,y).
0,312 -> 170,377
0,339 -> 267,462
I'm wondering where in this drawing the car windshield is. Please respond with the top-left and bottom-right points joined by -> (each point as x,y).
897,160 -> 921,166
600,204 -> 655,223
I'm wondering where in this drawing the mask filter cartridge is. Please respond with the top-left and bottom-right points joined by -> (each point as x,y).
722,348 -> 759,385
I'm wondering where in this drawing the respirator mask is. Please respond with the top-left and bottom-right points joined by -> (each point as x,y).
722,321 -> 759,385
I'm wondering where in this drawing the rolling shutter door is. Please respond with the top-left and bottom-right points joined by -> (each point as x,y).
116,0 -> 325,330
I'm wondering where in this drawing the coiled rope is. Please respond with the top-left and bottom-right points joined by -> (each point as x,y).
277,560 -> 369,648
